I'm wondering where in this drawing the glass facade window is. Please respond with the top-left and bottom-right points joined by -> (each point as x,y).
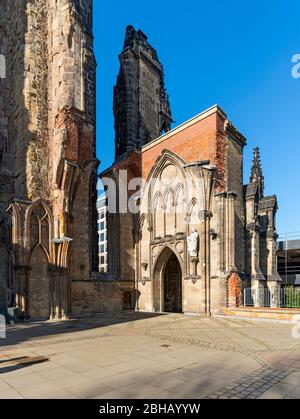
98,194 -> 108,273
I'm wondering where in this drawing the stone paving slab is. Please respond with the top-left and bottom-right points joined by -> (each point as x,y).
0,312 -> 300,399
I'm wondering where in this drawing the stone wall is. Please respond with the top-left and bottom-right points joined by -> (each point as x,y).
24,0 -> 49,200
0,1 -> 15,311
72,281 -> 122,315
226,133 -> 245,274
0,0 -> 99,320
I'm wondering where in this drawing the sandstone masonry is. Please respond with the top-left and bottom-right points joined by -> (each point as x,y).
0,0 -> 105,320
114,26 -> 172,162
101,28 -> 281,315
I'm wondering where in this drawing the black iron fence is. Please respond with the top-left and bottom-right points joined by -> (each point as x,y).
244,286 -> 300,309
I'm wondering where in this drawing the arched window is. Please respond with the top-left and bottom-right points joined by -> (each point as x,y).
153,192 -> 163,239
164,188 -> 175,237
28,201 -> 52,261
174,184 -> 185,233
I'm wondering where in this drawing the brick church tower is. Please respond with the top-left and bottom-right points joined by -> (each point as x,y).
0,0 -> 99,320
114,25 -> 172,161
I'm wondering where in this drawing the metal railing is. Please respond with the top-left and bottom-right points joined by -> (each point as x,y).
278,231 -> 300,242
244,287 -> 300,309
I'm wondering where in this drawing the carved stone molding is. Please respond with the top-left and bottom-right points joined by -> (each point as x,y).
199,210 -> 213,221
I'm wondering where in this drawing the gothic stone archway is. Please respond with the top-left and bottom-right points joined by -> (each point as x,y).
153,247 -> 183,313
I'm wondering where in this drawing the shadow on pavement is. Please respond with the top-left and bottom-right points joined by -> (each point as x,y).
0,311 -> 165,348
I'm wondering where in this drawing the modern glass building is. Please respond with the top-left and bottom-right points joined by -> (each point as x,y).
97,194 -> 107,273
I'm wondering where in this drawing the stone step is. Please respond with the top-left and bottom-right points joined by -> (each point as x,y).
223,307 -> 300,322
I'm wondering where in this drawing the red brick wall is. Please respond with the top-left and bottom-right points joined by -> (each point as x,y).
55,108 -> 95,168
141,110 -> 227,191
143,113 -> 215,176
103,109 -> 229,192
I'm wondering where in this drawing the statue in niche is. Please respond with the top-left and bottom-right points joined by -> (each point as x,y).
187,227 -> 199,257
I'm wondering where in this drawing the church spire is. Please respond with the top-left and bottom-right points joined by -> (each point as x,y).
250,147 -> 264,197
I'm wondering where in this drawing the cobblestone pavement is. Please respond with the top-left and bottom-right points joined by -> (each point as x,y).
205,366 -> 290,399
0,312 -> 300,399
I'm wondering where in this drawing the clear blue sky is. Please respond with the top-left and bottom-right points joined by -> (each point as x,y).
94,0 -> 300,235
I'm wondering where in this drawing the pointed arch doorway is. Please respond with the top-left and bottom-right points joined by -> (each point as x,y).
153,247 -> 183,313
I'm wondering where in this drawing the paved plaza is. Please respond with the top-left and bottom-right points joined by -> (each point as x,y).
0,312 -> 300,399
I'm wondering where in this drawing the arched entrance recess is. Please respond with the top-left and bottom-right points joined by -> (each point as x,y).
153,247 -> 182,313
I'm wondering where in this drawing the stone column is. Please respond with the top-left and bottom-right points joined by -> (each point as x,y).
49,266 -> 70,321
49,267 -> 58,320
210,192 -> 228,311
185,161 -> 216,315
215,192 -> 227,276
199,213 -> 207,313
14,266 -> 31,320
227,193 -> 242,308
199,210 -> 212,315
205,211 -> 213,315
267,228 -> 281,308
134,227 -> 142,312
50,238 -> 72,320
249,224 -> 265,307
227,192 -> 237,272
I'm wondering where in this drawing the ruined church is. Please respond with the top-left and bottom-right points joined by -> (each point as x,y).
102,26 -> 281,315
0,1 -> 281,321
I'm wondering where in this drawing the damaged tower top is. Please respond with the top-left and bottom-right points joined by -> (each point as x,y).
114,25 -> 172,161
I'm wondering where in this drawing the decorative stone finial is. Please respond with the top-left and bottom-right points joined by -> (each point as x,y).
250,147 -> 264,197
